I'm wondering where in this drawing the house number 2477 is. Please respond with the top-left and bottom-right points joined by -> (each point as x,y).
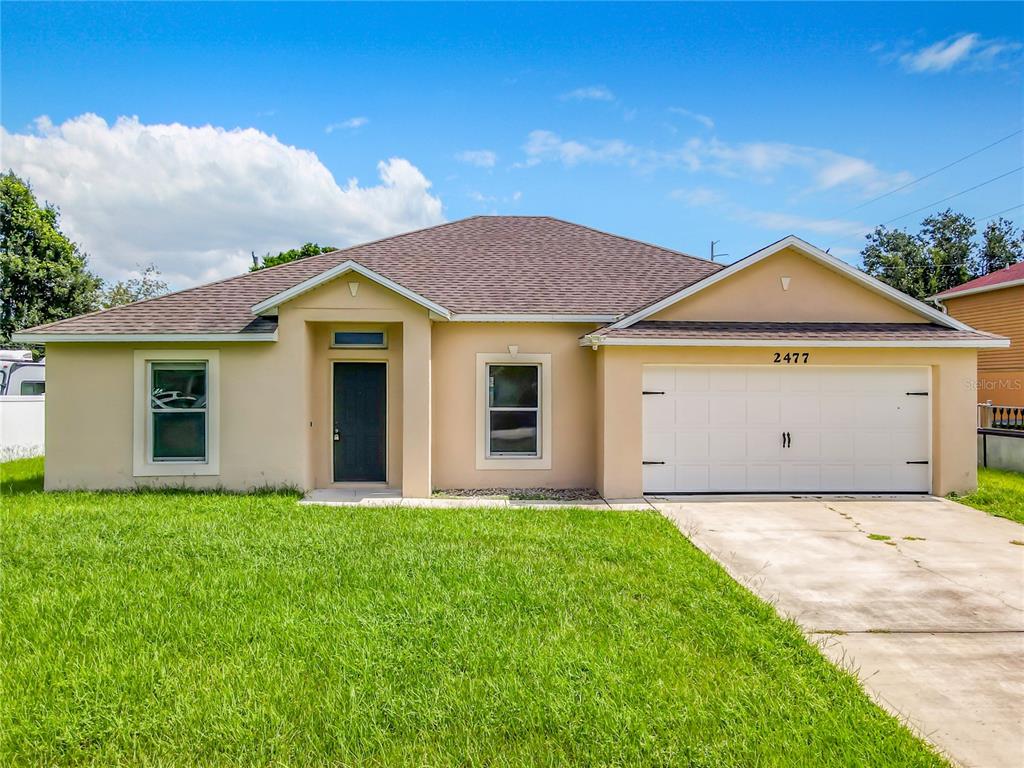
773,352 -> 809,364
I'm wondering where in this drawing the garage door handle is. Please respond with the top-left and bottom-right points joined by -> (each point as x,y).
642,390 -> 665,395
782,431 -> 791,448
643,460 -> 665,465
906,460 -> 929,464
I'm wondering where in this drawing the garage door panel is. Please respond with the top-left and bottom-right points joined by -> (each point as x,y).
674,396 -> 710,426
748,430 -> 783,459
674,368 -> 710,392
710,369 -> 747,391
643,396 -> 675,427
643,463 -> 675,493
642,365 -> 930,494
710,399 -> 748,426
747,464 -> 781,491
675,431 -> 711,461
710,431 -> 746,459
643,431 -> 675,460
710,464 -> 748,490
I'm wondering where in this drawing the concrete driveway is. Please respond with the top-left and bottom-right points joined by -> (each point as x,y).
654,495 -> 1024,768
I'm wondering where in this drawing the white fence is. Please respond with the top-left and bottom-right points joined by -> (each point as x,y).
0,396 -> 45,461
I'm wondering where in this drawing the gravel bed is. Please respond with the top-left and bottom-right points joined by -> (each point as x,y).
433,487 -> 601,501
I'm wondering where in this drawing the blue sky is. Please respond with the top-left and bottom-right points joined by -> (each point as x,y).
2,2 -> 1022,287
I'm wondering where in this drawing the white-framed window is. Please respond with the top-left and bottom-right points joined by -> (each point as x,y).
476,352 -> 552,470
133,350 -> 220,477
331,329 -> 387,348
486,364 -> 540,458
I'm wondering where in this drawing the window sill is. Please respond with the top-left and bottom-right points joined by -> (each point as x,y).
133,461 -> 219,478
476,455 -> 551,471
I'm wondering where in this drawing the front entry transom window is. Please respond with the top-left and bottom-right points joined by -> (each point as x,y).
487,364 -> 540,457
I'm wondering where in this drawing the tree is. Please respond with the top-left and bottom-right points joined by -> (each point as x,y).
920,209 -> 977,295
979,217 -> 1023,275
0,171 -> 102,347
251,242 -> 337,271
860,226 -> 931,300
101,264 -> 169,308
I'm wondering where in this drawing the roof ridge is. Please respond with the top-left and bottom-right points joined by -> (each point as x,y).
542,216 -> 715,264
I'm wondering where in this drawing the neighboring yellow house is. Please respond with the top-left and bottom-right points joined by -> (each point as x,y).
14,217 -> 1007,497
932,261 -> 1024,407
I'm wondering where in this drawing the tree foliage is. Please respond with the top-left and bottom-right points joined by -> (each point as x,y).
860,209 -> 1023,301
0,171 -> 102,346
101,264 -> 170,308
251,242 -> 337,271
979,217 -> 1024,275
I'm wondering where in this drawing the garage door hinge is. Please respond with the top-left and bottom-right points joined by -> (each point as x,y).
905,391 -> 929,396
906,460 -> 929,464
643,460 -> 666,465
642,390 -> 665,395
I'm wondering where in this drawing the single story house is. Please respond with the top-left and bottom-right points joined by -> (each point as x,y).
932,260 -> 1024,407
14,216 -> 1008,497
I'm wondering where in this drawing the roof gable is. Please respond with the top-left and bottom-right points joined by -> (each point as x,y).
609,235 -> 973,332
251,260 -> 452,318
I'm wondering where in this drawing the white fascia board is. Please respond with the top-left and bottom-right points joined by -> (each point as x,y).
450,313 -> 616,323
250,260 -> 451,318
930,277 -> 1024,302
11,332 -> 279,343
609,235 -> 974,332
580,335 -> 1009,349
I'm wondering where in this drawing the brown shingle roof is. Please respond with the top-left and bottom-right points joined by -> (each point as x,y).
589,320 -> 1006,344
20,216 -> 721,336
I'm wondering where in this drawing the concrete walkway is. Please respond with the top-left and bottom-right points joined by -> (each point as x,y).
654,495 -> 1024,768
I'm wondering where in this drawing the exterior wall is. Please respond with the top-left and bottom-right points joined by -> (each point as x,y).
431,323 -> 598,489
595,346 -> 978,498
650,247 -> 927,324
43,274 -> 434,494
943,286 -> 1024,406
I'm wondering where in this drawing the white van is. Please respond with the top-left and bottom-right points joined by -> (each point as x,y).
0,350 -> 45,396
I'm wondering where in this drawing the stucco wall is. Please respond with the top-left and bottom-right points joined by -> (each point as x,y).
431,323 -> 599,489
650,247 -> 927,324
595,345 -> 978,498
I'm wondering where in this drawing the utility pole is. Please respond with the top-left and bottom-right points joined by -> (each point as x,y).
710,240 -> 729,262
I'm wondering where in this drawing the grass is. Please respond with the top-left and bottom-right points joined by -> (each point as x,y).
1,457 -> 944,767
950,467 -> 1024,525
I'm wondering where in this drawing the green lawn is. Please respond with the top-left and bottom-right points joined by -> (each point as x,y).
951,467 -> 1024,525
1,457 -> 943,767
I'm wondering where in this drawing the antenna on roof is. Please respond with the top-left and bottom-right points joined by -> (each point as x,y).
710,240 -> 728,262
251,251 -> 258,269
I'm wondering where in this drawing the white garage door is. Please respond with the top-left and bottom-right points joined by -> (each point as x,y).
642,366 -> 931,494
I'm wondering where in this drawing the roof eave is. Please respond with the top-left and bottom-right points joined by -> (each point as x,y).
930,276 -> 1024,302
579,334 -> 1009,349
11,331 -> 279,344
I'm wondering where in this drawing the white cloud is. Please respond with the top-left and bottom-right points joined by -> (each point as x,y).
560,85 -> 615,102
668,107 -> 715,130
896,33 -> 1022,73
325,116 -> 369,133
672,137 -> 911,195
522,129 -> 634,167
670,186 -> 866,239
455,149 -> 497,168
2,114 -> 444,287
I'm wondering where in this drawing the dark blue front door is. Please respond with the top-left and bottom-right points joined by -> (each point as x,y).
333,362 -> 386,482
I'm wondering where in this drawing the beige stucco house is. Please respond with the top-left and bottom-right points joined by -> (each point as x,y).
14,217 -> 1008,497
